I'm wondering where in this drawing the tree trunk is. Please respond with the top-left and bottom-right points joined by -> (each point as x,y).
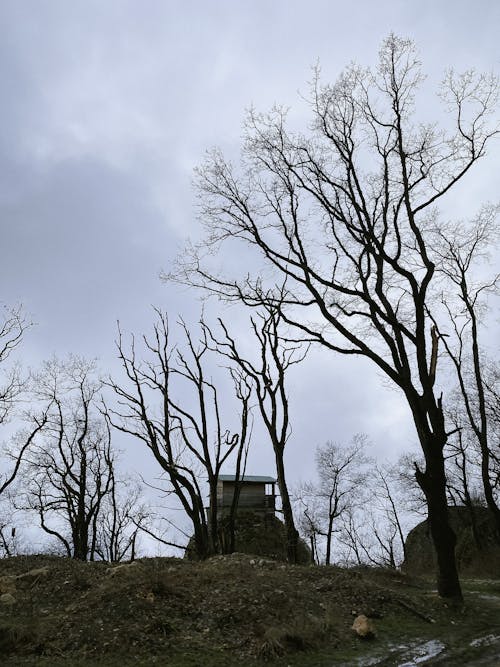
275,450 -> 299,563
73,528 -> 88,561
188,490 -> 212,560
309,535 -> 316,564
227,482 -> 242,554
208,482 -> 220,555
226,449 -> 245,554
325,515 -> 335,566
192,518 -> 210,560
416,448 -> 462,601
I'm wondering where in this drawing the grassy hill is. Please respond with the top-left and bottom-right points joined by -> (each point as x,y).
1,554 -> 500,665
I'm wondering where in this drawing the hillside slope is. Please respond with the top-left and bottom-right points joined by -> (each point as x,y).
1,554 -> 499,665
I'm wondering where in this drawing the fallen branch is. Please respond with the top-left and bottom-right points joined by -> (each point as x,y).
395,598 -> 436,624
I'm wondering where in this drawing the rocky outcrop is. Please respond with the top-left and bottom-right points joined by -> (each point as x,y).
185,513 -> 311,563
403,506 -> 499,576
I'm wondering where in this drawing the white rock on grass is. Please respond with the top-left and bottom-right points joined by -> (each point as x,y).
352,614 -> 376,639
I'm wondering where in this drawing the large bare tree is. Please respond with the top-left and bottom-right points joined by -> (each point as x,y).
299,435 -> 371,565
206,304 -> 306,563
430,211 -> 500,539
170,36 -> 498,599
20,357 -> 115,560
105,310 -> 251,559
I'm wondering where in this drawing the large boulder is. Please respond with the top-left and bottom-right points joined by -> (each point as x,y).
403,505 -> 500,577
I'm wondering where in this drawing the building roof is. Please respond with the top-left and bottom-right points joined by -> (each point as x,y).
218,474 -> 276,484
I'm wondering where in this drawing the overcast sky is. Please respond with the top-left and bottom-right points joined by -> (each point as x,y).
1,1 -> 499,493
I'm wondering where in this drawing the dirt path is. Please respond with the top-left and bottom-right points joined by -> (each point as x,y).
353,584 -> 500,666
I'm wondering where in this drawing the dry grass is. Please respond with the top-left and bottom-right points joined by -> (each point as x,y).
0,553 -> 499,665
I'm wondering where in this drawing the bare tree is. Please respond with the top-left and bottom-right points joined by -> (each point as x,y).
443,393 -> 486,549
294,483 -> 322,564
295,439 -> 408,568
369,465 -> 409,568
484,363 -> 500,440
337,508 -> 366,566
334,465 -> 409,569
317,436 -> 372,565
296,435 -> 371,565
105,310 -> 251,560
0,306 -> 48,552
171,36 -> 498,599
93,476 -> 148,562
484,363 -> 500,494
20,357 -> 115,560
0,304 -> 26,426
221,367 -> 252,554
0,504 -> 20,557
393,451 -> 428,518
0,305 -> 48,497
430,212 -> 500,539
206,304 -> 306,562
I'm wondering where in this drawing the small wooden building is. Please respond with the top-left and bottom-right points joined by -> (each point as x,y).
216,474 -> 276,517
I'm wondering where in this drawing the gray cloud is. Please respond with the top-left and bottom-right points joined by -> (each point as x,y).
0,0 -> 498,485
